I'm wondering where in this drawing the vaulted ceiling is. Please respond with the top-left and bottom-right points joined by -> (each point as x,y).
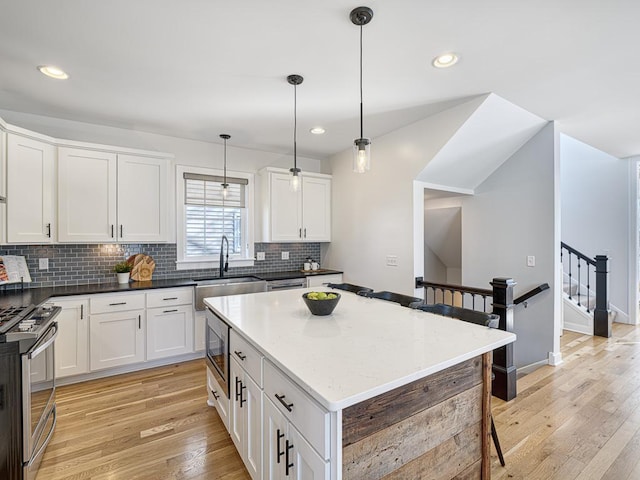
1,1 -> 638,159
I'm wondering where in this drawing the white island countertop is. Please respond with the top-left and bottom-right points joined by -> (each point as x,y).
205,288 -> 516,411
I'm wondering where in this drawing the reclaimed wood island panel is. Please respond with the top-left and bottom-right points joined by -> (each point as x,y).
205,288 -> 513,480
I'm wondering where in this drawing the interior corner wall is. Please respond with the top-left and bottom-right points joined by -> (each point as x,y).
462,123 -> 557,368
323,96 -> 486,293
424,244 -> 447,284
560,134 -> 630,319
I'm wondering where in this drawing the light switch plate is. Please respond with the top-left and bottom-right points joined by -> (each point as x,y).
386,255 -> 398,267
281,251 -> 289,260
527,255 -> 535,267
256,252 -> 265,261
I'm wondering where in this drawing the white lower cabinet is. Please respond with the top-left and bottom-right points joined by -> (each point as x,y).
263,397 -> 329,480
146,305 -> 193,360
51,297 -> 90,378
207,367 -> 230,431
230,356 -> 263,480
306,274 -> 342,288
90,309 -> 145,370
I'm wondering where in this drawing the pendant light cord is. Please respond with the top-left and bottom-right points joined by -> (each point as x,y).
359,21 -> 364,140
223,138 -> 227,183
293,82 -> 298,170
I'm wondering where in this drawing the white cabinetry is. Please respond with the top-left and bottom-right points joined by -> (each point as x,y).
146,288 -> 194,360
207,367 -> 230,431
6,134 -> 56,243
89,293 -> 146,370
194,311 -> 205,352
50,296 -> 90,378
259,168 -> 331,242
263,398 -> 329,480
58,147 -> 168,243
230,330 -> 264,480
306,274 -> 343,288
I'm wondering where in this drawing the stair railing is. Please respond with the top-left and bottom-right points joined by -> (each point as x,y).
560,242 -> 610,337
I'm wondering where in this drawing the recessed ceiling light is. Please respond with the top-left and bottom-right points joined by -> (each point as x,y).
37,65 -> 69,79
432,53 -> 458,69
310,127 -> 326,135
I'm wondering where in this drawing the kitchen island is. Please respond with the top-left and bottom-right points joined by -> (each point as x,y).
205,288 -> 515,480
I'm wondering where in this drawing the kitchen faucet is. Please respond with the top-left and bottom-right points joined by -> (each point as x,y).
219,235 -> 229,277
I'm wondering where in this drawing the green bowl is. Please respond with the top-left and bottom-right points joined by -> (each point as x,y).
302,292 -> 341,316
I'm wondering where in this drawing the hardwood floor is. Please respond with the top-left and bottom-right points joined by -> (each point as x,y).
38,360 -> 251,480
39,323 -> 640,479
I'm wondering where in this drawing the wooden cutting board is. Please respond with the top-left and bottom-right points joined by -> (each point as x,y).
127,254 -> 156,281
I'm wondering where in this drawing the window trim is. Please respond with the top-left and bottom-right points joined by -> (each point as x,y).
176,165 -> 255,271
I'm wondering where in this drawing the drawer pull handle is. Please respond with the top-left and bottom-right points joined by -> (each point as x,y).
285,439 -> 294,475
234,351 -> 246,361
211,389 -> 219,400
163,297 -> 178,301
163,309 -> 178,313
109,302 -> 127,306
275,393 -> 293,412
276,429 -> 285,463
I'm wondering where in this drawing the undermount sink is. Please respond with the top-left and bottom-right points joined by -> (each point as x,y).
194,276 -> 267,311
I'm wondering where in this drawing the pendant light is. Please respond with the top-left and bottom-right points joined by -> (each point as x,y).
287,74 -> 303,191
350,6 -> 373,173
220,134 -> 230,198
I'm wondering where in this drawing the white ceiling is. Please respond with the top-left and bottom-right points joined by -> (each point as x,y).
1,0 -> 639,160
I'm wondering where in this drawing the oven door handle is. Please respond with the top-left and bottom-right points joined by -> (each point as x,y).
27,323 -> 59,360
27,405 -> 57,467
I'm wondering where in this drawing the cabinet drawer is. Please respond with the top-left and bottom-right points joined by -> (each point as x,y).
264,360 -> 330,459
230,330 -> 263,387
90,293 -> 146,314
146,288 -> 193,308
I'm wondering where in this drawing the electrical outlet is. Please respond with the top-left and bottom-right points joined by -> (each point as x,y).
386,255 -> 398,267
281,251 -> 289,260
39,258 -> 49,270
256,252 -> 265,261
527,255 -> 535,267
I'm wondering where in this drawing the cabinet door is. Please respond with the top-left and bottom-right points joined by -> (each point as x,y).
146,305 -> 194,360
263,397 -> 287,480
270,172 -> 303,242
51,297 -> 89,378
307,274 -> 343,288
287,424 -> 330,480
230,357 -> 244,450
117,154 -> 168,242
6,134 -> 55,243
302,176 -> 331,242
243,373 -> 263,480
90,310 -> 145,370
58,147 -> 117,243
207,367 -> 230,432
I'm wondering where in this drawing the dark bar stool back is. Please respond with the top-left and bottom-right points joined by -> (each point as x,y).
358,290 -> 423,308
326,283 -> 373,295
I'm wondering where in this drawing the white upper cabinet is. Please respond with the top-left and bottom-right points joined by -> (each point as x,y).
259,168 -> 331,243
58,148 -> 168,243
117,154 -> 167,242
6,134 -> 56,243
58,147 -> 117,243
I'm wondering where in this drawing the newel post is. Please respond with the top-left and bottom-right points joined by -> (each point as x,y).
491,277 -> 517,401
593,255 -> 611,338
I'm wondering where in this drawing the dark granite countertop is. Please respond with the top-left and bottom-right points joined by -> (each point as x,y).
0,270 -> 343,309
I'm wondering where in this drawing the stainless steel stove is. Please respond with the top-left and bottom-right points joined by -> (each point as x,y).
0,302 -> 61,480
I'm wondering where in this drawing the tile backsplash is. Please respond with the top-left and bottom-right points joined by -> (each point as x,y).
0,242 -> 322,289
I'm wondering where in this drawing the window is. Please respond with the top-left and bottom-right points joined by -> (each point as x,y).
176,166 -> 254,270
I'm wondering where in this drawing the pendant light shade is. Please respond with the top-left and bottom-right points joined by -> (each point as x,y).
287,74 -> 303,191
350,6 -> 373,173
220,134 -> 230,198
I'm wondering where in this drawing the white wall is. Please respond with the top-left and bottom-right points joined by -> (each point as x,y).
324,96 -> 487,292
424,244 -> 447,284
560,134 -> 632,322
462,123 -> 558,368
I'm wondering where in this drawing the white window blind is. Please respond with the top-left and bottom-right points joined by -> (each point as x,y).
184,173 -> 248,258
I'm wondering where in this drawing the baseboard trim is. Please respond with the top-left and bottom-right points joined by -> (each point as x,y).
548,351 -> 563,366
517,358 -> 550,376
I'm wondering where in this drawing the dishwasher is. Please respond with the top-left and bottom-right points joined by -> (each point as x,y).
266,277 -> 307,291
